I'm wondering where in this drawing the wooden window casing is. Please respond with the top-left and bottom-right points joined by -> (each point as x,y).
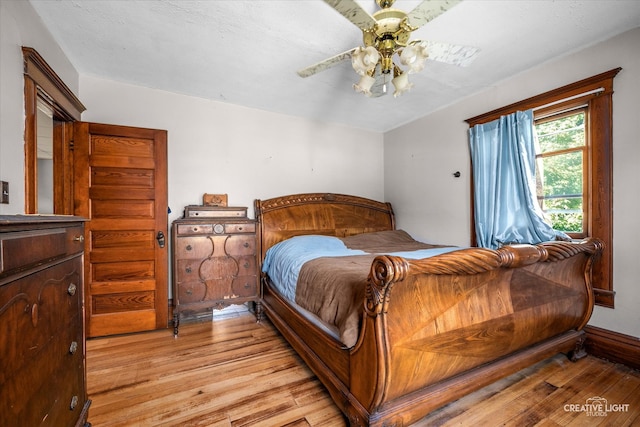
466,68 -> 621,307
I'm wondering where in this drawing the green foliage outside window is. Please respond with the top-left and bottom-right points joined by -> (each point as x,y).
534,112 -> 585,233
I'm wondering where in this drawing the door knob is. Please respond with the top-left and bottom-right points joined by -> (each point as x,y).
156,231 -> 166,248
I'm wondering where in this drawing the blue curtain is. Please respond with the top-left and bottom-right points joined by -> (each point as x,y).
469,110 -> 567,249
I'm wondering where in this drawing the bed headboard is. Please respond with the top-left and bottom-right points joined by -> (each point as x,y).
254,193 -> 395,263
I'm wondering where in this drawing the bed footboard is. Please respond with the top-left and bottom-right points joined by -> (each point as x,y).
348,238 -> 603,426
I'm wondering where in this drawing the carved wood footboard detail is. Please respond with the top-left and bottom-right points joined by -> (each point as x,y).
351,238 -> 603,425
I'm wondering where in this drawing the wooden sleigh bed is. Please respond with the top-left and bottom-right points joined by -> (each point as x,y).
254,193 -> 603,426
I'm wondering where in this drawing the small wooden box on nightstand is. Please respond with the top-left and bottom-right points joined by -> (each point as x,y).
171,207 -> 262,335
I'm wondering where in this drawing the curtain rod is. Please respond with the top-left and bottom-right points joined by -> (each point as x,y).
532,87 -> 604,112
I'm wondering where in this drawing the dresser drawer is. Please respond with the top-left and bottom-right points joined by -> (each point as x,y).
223,235 -> 256,256
1,322 -> 86,426
176,222 -> 256,235
175,236 -> 214,259
0,225 -> 85,279
176,223 -> 213,235
0,256 -> 85,426
0,257 -> 82,383
176,280 -> 207,303
231,275 -> 259,298
225,222 -> 256,234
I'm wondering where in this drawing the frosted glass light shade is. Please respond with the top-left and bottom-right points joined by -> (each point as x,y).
392,73 -> 412,97
353,74 -> 376,96
351,46 -> 380,75
400,44 -> 428,73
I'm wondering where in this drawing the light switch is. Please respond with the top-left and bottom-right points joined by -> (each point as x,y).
1,181 -> 9,204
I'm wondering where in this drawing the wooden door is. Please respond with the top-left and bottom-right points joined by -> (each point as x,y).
74,122 -> 168,337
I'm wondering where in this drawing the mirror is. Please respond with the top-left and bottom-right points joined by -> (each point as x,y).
36,100 -> 54,213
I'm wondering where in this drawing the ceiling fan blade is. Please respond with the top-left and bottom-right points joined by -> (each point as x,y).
412,40 -> 479,67
406,0 -> 462,28
323,0 -> 377,30
297,47 -> 358,78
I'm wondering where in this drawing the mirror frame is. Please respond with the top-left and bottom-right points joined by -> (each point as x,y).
23,47 -> 85,214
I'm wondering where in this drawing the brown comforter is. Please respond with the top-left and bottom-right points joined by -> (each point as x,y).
294,230 -> 448,347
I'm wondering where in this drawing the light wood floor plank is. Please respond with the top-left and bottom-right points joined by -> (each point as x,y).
86,314 -> 640,426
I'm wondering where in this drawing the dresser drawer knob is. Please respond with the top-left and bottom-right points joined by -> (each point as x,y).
186,289 -> 193,295
73,235 -> 84,243
243,262 -> 250,268
69,341 -> 78,355
186,244 -> 192,251
185,266 -> 192,273
70,395 -> 78,410
243,242 -> 249,248
244,283 -> 251,289
67,283 -> 77,296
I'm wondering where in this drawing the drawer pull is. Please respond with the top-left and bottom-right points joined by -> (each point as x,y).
185,266 -> 192,273
73,235 -> 84,243
70,395 -> 78,410
243,242 -> 250,248
69,341 -> 78,354
186,244 -> 192,251
186,289 -> 193,295
67,283 -> 77,296
244,262 -> 250,268
244,283 -> 251,289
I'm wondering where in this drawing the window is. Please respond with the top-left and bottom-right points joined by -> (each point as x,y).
466,68 -> 621,307
534,109 -> 587,237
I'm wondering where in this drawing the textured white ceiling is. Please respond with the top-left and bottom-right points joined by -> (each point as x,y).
28,0 -> 640,132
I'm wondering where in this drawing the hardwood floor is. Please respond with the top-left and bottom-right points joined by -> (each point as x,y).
86,311 -> 640,426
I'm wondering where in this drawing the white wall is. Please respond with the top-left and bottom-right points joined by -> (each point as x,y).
79,76 -> 384,224
385,27 -> 640,339
0,0 -> 79,214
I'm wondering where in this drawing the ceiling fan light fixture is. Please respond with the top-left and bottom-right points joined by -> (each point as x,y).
392,72 -> 412,97
298,0 -> 471,99
351,46 -> 380,75
353,74 -> 376,96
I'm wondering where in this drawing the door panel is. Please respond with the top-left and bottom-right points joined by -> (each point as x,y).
74,122 -> 168,337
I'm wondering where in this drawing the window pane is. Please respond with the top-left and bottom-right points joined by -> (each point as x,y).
536,151 -> 583,233
536,112 -> 585,153
543,197 -> 583,233
539,151 -> 583,196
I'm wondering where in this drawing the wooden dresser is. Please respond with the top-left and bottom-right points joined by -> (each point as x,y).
172,207 -> 262,335
0,216 -> 90,427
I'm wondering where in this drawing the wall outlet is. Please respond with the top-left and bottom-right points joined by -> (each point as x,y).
1,181 -> 8,204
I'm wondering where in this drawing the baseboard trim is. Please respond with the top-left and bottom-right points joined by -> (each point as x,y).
584,325 -> 640,370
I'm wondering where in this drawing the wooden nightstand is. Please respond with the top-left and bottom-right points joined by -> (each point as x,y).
172,208 -> 262,335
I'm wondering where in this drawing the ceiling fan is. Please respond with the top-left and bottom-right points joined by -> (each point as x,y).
298,0 -> 479,97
